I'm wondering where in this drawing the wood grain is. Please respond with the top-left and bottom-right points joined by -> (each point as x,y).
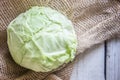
71,44 -> 105,80
106,38 -> 120,80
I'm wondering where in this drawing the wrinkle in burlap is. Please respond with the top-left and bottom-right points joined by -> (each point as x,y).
0,0 -> 120,80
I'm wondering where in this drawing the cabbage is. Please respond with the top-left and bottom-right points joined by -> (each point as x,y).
7,6 -> 77,72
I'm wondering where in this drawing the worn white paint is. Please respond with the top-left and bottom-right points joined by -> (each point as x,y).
106,39 -> 120,80
71,43 -> 105,80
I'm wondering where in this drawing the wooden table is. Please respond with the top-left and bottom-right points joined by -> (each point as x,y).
70,38 -> 120,80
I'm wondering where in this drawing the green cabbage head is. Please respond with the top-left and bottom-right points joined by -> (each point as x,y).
7,6 -> 77,72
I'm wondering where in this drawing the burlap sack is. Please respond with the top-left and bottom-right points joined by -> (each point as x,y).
0,0 -> 120,80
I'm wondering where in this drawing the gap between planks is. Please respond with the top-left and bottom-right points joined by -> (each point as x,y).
71,38 -> 120,80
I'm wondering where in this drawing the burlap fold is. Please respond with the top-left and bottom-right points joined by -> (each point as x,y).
0,0 -> 120,80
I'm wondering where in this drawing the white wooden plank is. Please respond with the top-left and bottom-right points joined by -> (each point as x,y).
71,43 -> 105,80
106,39 -> 120,80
